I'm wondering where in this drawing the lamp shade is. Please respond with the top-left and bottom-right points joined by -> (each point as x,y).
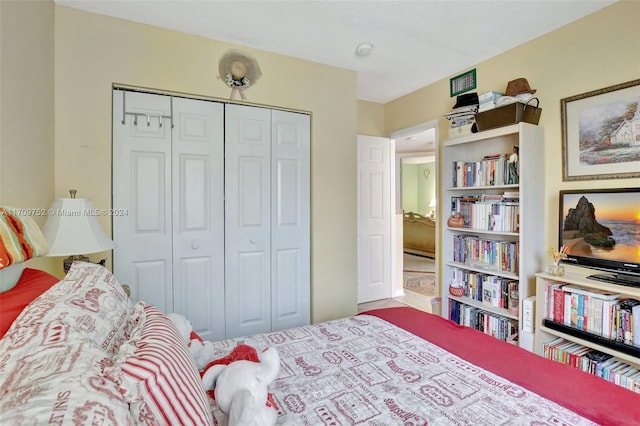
429,198 -> 437,208
42,198 -> 116,256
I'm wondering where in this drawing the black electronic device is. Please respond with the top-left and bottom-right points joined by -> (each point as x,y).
558,188 -> 640,287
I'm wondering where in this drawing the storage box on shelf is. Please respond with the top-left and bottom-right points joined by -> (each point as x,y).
535,270 -> 640,392
441,123 -> 545,351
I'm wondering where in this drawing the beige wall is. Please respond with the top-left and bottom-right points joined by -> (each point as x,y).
384,1 -> 640,265
357,100 -> 385,136
0,0 -> 55,272
3,1 -> 637,321
50,5 -> 358,322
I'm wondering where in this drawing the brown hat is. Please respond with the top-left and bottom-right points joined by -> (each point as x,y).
505,78 -> 537,96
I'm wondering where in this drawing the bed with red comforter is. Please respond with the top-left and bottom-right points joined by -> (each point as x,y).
1,263 -> 639,424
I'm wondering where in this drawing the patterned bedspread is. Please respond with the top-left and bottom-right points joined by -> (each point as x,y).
208,314 -> 595,426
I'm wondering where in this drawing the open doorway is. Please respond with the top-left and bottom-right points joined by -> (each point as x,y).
389,121 -> 438,311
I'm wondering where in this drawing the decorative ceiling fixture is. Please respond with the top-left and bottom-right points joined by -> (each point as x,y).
355,43 -> 374,57
218,49 -> 262,101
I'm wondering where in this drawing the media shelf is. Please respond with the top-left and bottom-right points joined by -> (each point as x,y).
535,271 -> 640,367
543,319 -> 640,359
442,123 -> 545,351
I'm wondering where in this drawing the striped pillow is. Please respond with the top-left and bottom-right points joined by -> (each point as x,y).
113,303 -> 213,426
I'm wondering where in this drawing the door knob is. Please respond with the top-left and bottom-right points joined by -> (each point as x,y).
250,239 -> 256,244
191,243 -> 199,249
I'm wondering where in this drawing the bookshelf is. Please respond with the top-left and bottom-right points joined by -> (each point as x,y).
535,271 -> 640,367
441,123 -> 545,350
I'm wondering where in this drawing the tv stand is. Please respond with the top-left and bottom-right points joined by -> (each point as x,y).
587,273 -> 640,288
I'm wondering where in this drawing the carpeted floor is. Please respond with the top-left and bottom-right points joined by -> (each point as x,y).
403,271 -> 437,297
403,253 -> 437,297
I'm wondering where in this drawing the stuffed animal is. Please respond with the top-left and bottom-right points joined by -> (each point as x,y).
202,345 -> 282,426
166,313 -> 217,370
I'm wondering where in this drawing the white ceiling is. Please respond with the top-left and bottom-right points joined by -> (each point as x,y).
55,0 -> 615,105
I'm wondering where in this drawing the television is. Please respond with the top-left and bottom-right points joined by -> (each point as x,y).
558,188 -> 640,287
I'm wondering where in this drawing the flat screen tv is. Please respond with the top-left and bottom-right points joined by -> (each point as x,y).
558,188 -> 640,287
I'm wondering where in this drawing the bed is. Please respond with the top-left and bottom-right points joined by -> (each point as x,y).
2,263 -> 640,425
403,211 -> 436,258
1,212 -> 639,425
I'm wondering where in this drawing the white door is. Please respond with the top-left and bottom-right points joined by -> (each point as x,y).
113,90 -> 225,341
113,90 -> 174,311
357,135 -> 392,303
170,97 -> 225,341
225,105 -> 310,338
270,109 -> 310,331
224,104 -> 272,338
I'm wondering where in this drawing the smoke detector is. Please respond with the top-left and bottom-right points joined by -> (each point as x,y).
355,43 -> 374,57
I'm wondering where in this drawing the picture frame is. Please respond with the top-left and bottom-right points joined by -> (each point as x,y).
561,79 -> 640,181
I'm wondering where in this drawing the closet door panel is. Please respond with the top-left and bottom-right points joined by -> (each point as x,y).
113,90 -> 173,312
225,104 -> 272,338
172,98 -> 225,342
271,110 -> 310,331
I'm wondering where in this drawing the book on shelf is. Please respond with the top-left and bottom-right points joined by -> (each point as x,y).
449,299 -> 518,343
618,299 -> 640,346
634,303 -> 640,347
541,337 -> 640,393
561,285 -> 621,301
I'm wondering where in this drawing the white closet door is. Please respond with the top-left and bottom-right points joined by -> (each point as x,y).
271,109 -> 310,331
113,91 -> 173,312
225,104 -> 272,338
171,97 -> 225,341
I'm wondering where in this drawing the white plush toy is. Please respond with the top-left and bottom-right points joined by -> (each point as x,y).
202,346 -> 283,426
166,313 -> 217,370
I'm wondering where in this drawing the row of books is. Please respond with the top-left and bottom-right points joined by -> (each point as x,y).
452,234 -> 519,274
449,300 -> 518,343
451,153 -> 511,187
449,268 -> 518,310
544,282 -> 640,347
451,195 -> 519,232
543,337 -> 640,393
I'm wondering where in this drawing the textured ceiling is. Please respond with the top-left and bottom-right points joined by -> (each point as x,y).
55,0 -> 615,104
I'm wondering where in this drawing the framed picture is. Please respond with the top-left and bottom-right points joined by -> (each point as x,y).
561,79 -> 640,181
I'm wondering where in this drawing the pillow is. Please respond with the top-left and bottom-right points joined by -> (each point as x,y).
0,207 -> 48,269
0,268 -> 58,337
5,261 -> 133,355
0,330 -> 136,424
110,303 -> 213,426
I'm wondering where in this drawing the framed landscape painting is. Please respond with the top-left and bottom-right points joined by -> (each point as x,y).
561,79 -> 640,181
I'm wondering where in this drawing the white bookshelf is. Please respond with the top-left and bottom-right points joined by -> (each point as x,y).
535,270 -> 640,367
441,122 -> 545,350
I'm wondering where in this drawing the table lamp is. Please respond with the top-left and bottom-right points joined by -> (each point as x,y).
429,198 -> 437,219
42,189 -> 116,273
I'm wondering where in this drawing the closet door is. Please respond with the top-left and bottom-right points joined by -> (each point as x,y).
113,90 -> 173,312
225,104 -> 272,338
171,97 -> 225,341
113,91 -> 225,341
271,109 -> 310,331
